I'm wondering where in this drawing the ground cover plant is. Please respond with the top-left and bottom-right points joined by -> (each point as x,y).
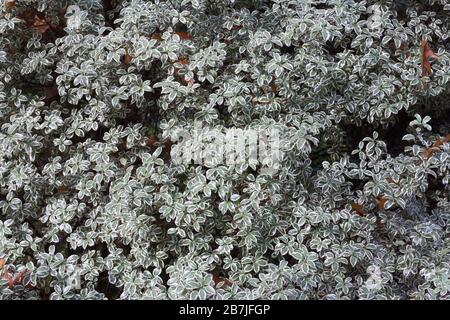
0,0 -> 449,300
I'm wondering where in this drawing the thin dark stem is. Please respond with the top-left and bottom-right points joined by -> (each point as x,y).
102,0 -> 115,28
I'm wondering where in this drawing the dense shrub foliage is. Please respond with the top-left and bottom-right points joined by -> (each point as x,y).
0,0 -> 449,300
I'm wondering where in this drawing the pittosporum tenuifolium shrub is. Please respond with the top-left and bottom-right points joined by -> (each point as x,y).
0,0 -> 449,300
